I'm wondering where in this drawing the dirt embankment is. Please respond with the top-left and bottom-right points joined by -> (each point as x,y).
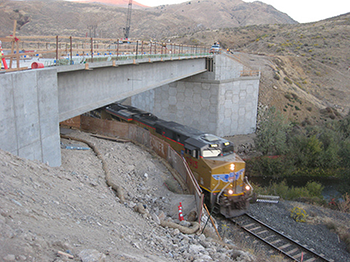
0,129 -> 254,262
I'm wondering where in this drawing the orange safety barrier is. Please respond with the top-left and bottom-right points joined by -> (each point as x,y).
0,41 -> 8,69
31,62 -> 44,69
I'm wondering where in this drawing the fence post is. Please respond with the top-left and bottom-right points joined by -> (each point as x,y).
135,40 -> 139,59
16,39 -> 19,68
90,37 -> 93,62
117,40 -> 119,59
56,36 -> 59,66
70,36 -> 73,65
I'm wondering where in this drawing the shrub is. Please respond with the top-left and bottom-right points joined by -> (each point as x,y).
255,107 -> 292,156
305,181 -> 324,197
291,207 -> 308,222
284,77 -> 293,84
251,180 -> 325,201
338,193 -> 350,213
284,93 -> 292,100
246,156 -> 294,178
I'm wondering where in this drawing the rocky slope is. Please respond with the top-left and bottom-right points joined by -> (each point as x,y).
0,0 -> 296,38
1,129 -> 349,262
180,13 -> 350,123
0,129 -> 255,262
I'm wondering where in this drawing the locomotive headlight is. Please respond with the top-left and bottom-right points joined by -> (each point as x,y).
245,185 -> 251,191
230,163 -> 235,171
227,189 -> 234,195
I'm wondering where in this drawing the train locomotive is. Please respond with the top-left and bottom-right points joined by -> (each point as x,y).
105,103 -> 253,218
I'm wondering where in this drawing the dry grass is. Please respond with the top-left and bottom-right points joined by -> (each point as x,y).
338,193 -> 350,213
288,200 -> 350,252
324,217 -> 350,252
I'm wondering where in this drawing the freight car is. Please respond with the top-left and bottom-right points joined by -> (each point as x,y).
105,103 -> 253,217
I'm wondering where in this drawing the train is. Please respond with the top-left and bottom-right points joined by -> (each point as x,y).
105,103 -> 254,217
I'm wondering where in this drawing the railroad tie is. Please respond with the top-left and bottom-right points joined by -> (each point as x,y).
270,239 -> 282,245
286,248 -> 299,255
278,243 -> 291,250
263,235 -> 275,240
304,258 -> 316,262
249,226 -> 261,231
256,230 -> 268,235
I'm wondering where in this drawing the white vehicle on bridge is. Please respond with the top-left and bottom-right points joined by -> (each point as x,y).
210,44 -> 220,54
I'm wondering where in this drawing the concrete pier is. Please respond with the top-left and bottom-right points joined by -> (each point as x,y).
0,68 -> 61,166
132,54 -> 260,136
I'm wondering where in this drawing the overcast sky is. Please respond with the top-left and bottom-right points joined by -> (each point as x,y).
135,0 -> 350,23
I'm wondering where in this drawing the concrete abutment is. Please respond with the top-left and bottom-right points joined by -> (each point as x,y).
132,54 -> 260,137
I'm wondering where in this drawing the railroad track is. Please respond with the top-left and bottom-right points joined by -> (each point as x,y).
231,214 -> 334,262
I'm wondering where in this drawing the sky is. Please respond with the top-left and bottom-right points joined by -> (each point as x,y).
135,0 -> 350,23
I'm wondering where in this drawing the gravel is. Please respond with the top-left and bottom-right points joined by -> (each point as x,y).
0,129 -> 349,262
247,201 -> 350,261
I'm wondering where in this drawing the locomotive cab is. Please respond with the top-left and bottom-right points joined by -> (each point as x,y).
184,134 -> 253,217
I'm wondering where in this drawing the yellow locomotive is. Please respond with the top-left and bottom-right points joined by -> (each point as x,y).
106,103 -> 253,217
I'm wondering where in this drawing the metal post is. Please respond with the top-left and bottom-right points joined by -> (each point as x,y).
56,36 -> 59,66
117,40 -> 119,59
70,36 -> 73,65
135,40 -> 138,59
16,40 -> 19,68
91,37 -> 93,62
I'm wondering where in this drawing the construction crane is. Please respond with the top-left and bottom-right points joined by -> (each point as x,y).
124,0 -> 132,39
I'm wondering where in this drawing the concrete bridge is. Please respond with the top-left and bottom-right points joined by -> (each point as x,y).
0,53 -> 259,167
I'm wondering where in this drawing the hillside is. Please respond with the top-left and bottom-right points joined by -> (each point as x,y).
0,0 -> 296,38
177,13 -> 350,123
81,0 -> 148,8
146,0 -> 296,30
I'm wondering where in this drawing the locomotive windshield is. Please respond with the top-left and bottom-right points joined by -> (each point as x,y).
199,134 -> 234,158
202,148 -> 221,157
223,144 -> 234,156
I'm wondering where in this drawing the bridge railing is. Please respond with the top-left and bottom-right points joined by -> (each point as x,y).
0,35 -> 211,71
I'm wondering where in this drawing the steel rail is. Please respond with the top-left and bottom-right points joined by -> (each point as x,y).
232,213 -> 332,262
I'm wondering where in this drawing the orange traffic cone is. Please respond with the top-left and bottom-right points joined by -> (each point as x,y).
0,41 -> 8,69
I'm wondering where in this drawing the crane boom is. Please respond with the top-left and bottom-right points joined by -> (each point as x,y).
124,0 -> 132,39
